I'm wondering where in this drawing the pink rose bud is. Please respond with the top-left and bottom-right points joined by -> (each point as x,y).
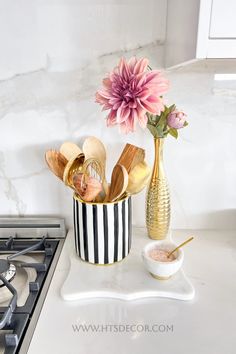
167,110 -> 187,129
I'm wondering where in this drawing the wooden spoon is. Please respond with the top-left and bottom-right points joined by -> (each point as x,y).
82,136 -> 109,195
83,136 -> 106,161
60,142 -> 82,161
45,150 -> 68,181
108,164 -> 129,202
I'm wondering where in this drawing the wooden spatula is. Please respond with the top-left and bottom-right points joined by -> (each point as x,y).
108,164 -> 129,202
116,143 -> 145,173
45,150 -> 68,181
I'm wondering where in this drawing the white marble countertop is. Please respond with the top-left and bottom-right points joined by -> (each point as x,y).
28,228 -> 236,354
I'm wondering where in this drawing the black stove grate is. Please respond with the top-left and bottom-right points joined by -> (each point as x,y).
0,313 -> 29,354
0,238 -> 59,354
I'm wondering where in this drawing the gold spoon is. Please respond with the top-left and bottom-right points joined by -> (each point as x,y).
63,154 -> 85,187
126,161 -> 151,195
167,236 -> 194,258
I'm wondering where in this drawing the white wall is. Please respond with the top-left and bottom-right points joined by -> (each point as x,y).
0,1 -> 235,230
0,0 -> 167,79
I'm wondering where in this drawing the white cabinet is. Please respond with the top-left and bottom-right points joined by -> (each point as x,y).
165,0 -> 236,67
209,0 -> 236,38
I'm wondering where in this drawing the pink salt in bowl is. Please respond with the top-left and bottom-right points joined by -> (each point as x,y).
142,240 -> 184,280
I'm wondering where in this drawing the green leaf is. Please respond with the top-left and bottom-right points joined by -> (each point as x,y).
163,130 -> 169,138
147,113 -> 157,125
168,104 -> 176,113
168,128 -> 178,139
156,125 -> 166,137
163,104 -> 175,117
158,113 -> 167,126
147,124 -> 158,138
147,124 -> 165,138
183,121 -> 188,127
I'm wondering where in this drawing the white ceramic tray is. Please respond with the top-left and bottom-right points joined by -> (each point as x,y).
61,230 -> 195,301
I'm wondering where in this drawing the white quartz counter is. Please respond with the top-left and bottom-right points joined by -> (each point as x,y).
27,228 -> 236,354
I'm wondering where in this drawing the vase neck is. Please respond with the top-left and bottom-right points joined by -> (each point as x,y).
154,137 -> 164,152
152,138 -> 165,180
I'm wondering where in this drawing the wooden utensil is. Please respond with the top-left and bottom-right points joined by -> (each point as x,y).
116,143 -> 145,173
82,136 -> 109,196
45,150 -> 68,181
107,164 -> 129,202
60,142 -> 82,161
83,136 -> 106,162
167,236 -> 194,258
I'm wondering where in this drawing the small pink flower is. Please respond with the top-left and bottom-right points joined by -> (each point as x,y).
167,110 -> 187,129
96,57 -> 169,133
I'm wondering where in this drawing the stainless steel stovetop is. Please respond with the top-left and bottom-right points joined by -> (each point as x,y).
0,218 -> 66,354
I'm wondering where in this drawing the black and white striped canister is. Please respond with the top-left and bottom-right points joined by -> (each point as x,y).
73,195 -> 132,265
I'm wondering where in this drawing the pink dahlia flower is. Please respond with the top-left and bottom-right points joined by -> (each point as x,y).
167,110 -> 187,129
95,57 -> 169,133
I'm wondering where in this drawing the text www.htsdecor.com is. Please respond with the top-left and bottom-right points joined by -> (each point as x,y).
72,323 -> 174,333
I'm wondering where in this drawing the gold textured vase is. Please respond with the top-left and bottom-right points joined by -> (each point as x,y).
146,138 -> 170,239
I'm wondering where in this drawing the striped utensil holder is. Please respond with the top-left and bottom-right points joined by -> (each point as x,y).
73,194 -> 132,265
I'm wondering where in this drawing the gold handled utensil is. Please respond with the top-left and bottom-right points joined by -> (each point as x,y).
167,236 -> 194,258
82,136 -> 109,196
73,173 -> 103,202
72,157 -> 104,202
82,157 -> 105,202
63,153 -> 85,187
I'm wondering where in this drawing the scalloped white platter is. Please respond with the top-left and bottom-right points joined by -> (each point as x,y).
61,230 -> 195,301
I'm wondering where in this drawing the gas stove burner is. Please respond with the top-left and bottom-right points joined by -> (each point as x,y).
0,259 -> 16,287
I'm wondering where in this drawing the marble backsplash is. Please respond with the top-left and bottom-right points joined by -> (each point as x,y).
0,43 -> 235,229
